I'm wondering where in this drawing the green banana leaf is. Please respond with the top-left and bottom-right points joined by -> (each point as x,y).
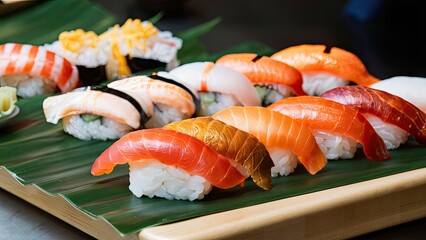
1,0 -> 426,238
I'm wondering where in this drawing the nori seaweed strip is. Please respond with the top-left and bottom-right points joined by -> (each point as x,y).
251,55 -> 263,62
77,65 -> 107,86
148,73 -> 201,117
126,56 -> 166,73
89,85 -> 150,127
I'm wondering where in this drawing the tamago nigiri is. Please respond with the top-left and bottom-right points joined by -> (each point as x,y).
164,117 -> 274,190
321,86 -> 426,149
213,106 -> 327,177
91,128 -> 248,201
268,96 -> 390,160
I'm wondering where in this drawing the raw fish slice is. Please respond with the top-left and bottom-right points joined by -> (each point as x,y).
164,117 -> 274,190
212,106 -> 327,175
268,96 -> 390,160
370,76 -> 426,112
270,44 -> 379,95
321,86 -> 426,145
91,128 -> 247,189
169,62 -> 261,106
216,53 -> 305,95
0,43 -> 81,93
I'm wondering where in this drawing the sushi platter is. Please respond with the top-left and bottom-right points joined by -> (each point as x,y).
1,0 -> 426,240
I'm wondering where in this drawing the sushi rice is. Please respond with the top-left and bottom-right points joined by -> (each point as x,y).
269,149 -> 299,177
0,74 -> 56,98
313,130 -> 358,160
254,84 -> 294,106
129,160 -> 213,201
302,73 -> 348,96
63,114 -> 132,141
199,92 -> 241,116
364,114 -> 409,149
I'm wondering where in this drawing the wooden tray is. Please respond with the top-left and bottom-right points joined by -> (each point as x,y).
2,166 -> 425,240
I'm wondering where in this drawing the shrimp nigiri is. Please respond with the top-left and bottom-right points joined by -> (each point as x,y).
169,62 -> 261,116
216,53 -> 305,106
164,117 -> 274,190
212,106 -> 327,177
0,43 -> 81,98
268,96 -> 390,160
321,86 -> 426,149
270,44 -> 379,96
91,128 -> 248,201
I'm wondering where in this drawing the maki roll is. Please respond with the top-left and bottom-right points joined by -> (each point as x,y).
99,18 -> 182,79
271,44 -> 379,96
169,62 -> 261,116
216,53 -> 305,106
0,43 -> 81,97
0,86 -> 17,118
91,128 -> 248,201
44,29 -> 110,85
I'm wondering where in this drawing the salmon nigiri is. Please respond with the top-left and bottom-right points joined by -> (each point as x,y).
268,96 -> 390,160
0,43 -> 81,98
321,86 -> 426,149
212,106 -> 327,177
91,128 -> 248,201
164,117 -> 274,190
169,62 -> 261,116
270,44 -> 379,96
216,53 -> 305,106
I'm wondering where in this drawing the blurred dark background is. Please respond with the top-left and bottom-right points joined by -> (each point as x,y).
93,0 -> 426,80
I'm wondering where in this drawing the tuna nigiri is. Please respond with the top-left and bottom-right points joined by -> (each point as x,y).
268,96 -> 390,160
212,106 -> 327,177
0,43 -> 81,98
321,86 -> 426,149
370,76 -> 426,112
216,53 -> 305,106
91,128 -> 248,201
164,117 -> 274,190
270,44 -> 379,96
169,62 -> 261,116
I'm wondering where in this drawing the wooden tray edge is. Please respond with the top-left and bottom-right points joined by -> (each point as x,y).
0,167 -> 138,240
139,167 -> 426,240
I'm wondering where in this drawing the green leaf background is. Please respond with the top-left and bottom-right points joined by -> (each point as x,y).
0,0 -> 425,237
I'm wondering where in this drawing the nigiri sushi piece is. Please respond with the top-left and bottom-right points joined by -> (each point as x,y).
212,106 -> 327,177
0,43 -> 81,98
43,85 -> 152,141
268,96 -> 390,160
370,76 -> 426,112
164,117 -> 274,190
99,18 -> 182,79
44,29 -> 110,85
321,86 -> 426,149
270,44 -> 379,96
215,53 -> 305,106
108,74 -> 197,128
169,62 -> 261,116
91,128 -> 248,201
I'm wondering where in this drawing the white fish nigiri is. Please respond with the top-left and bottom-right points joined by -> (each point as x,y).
370,76 -> 426,112
169,61 -> 261,116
